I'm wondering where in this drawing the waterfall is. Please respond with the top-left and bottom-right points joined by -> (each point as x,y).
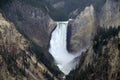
49,21 -> 79,75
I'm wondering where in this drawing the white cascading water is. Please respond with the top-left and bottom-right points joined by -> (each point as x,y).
49,21 -> 80,75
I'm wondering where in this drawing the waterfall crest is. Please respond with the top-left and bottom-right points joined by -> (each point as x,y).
49,21 -> 79,74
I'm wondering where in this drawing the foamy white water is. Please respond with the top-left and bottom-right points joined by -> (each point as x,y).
49,21 -> 80,74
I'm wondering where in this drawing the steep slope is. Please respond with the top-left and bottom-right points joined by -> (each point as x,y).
68,5 -> 96,52
66,0 -> 120,79
66,26 -> 120,80
0,1 -> 62,78
0,0 -> 119,80
66,0 -> 106,18
0,0 -> 56,49
99,0 -> 120,27
68,0 -> 120,52
45,0 -> 106,21
0,12 -> 61,80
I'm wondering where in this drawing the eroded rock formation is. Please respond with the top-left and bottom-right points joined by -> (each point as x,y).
68,5 -> 96,52
1,0 -> 56,49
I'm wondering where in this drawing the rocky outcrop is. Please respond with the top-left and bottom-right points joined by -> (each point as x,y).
1,0 -> 56,49
66,27 -> 120,80
66,40 -> 120,80
0,13 -> 29,54
0,13 -> 59,80
99,0 -> 120,27
68,0 -> 119,52
68,5 -> 96,52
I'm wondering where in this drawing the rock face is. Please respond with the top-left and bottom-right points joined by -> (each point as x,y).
1,0 -> 56,49
0,0 -> 119,79
66,26 -> 120,80
0,12 -> 59,80
0,13 -> 29,55
68,5 -> 96,52
68,0 -> 120,52
99,0 -> 120,27
66,1 -> 120,79
45,0 -> 106,21
67,40 -> 120,80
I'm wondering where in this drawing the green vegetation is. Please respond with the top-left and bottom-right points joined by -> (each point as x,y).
16,26 -> 62,79
93,26 -> 120,55
30,41 -> 62,78
0,36 -> 29,77
66,63 -> 96,80
0,51 -> 28,76
66,25 -> 120,80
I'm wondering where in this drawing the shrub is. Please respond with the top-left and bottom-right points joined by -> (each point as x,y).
93,26 -> 120,54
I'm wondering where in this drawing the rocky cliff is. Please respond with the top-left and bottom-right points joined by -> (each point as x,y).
0,12 -> 61,80
66,26 -> 120,80
68,0 -> 120,52
66,0 -> 120,79
99,0 -> 120,27
68,5 -> 96,52
0,0 -> 119,80
1,0 -> 56,49
45,0 -> 106,21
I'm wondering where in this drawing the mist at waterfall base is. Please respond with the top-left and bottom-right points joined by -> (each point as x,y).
49,21 -> 85,75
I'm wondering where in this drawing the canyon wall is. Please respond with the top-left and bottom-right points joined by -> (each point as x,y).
99,0 -> 120,27
68,5 -> 96,52
68,0 -> 120,52
1,0 -> 56,49
0,13 -> 59,80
